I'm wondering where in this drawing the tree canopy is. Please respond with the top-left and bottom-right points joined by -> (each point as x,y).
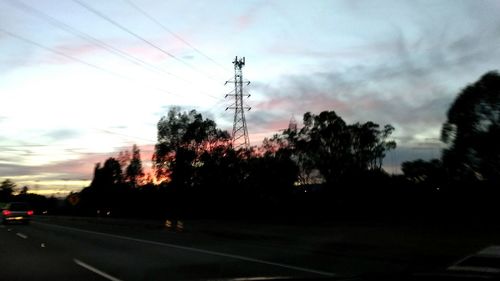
441,71 -> 500,183
154,107 -> 230,182
0,179 -> 16,201
275,111 -> 396,186
125,144 -> 144,186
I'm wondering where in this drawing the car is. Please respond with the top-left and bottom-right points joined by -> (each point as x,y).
1,202 -> 34,225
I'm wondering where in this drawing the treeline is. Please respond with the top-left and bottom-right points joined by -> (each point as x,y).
67,70 -> 500,221
70,107 -> 397,219
0,179 -> 59,213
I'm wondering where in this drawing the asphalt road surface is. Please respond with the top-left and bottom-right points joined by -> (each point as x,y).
0,217 -> 337,281
1,216 -> 497,280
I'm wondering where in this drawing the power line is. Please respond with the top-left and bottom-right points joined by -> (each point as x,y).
203,98 -> 228,115
0,28 -> 128,79
0,28 -> 184,98
9,0 -> 224,102
7,0 -> 226,103
6,0 -> 216,99
73,0 -> 220,83
6,0 -> 183,81
122,0 -> 231,73
94,128 -> 156,143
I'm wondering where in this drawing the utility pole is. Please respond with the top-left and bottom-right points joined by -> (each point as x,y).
225,56 -> 251,149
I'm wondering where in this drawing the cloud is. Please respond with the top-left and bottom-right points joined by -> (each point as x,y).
267,39 -> 404,60
110,125 -> 128,130
247,111 -> 289,136
251,67 -> 452,147
43,129 -> 80,141
56,41 -> 103,57
249,4 -> 500,162
39,32 -> 194,67
0,151 -> 102,181
0,163 -> 40,178
0,142 -> 157,196
235,1 -> 266,31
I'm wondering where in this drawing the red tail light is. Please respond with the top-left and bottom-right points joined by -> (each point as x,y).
27,210 -> 34,216
2,210 -> 11,216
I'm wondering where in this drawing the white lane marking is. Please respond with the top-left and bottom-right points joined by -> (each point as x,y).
36,221 -> 335,277
448,265 -> 500,273
478,245 -> 500,256
16,232 -> 28,239
226,277 -> 295,281
74,259 -> 123,281
448,245 -> 500,273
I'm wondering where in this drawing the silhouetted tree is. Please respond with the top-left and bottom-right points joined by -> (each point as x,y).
291,111 -> 396,187
15,192 -> 58,213
278,129 -> 320,185
154,107 -> 191,181
349,122 -> 396,170
402,159 -> 445,189
198,144 -> 240,187
117,149 -> 131,172
154,107 -> 230,186
0,179 -> 16,201
441,71 -> 500,184
79,157 -> 127,215
90,158 -> 124,188
125,144 -> 144,187
248,147 -> 299,200
20,185 -> 29,195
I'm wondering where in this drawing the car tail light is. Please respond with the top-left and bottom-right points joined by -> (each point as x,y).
27,210 -> 34,216
2,210 -> 11,216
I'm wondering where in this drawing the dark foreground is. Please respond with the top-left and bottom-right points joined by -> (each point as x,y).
1,215 -> 499,280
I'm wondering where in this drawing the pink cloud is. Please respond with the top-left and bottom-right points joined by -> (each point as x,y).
236,1 -> 266,31
42,41 -> 105,64
237,13 -> 255,30
124,31 -> 198,63
357,96 -> 382,111
38,143 -> 157,182
42,152 -> 114,180
57,42 -> 102,57
254,98 -> 295,111
248,91 -> 400,145
43,32 -> 194,66
254,91 -> 355,116
256,119 -> 289,133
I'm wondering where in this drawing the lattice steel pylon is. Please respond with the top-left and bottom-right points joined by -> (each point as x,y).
225,56 -> 251,149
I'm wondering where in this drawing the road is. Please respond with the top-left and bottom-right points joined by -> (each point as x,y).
0,217 -> 337,281
1,215 -> 498,280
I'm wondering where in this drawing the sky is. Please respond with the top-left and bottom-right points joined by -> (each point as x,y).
1,0 -> 499,196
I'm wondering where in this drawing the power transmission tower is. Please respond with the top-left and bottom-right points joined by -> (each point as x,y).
225,56 -> 251,149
